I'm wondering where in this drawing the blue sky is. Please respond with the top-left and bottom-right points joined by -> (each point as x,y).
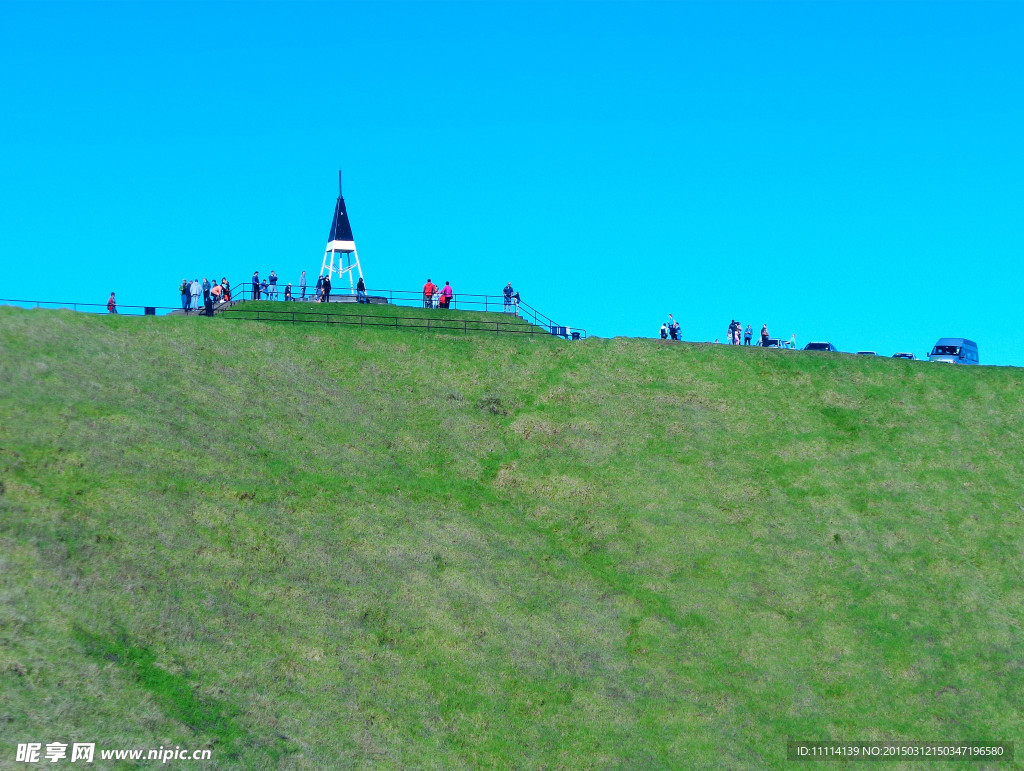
1,1 -> 1021,364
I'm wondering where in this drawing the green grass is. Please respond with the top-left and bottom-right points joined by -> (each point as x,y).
222,300 -> 550,336
1,306 -> 1022,769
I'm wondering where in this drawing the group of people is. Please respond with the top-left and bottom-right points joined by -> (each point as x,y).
418,279 -> 520,313
725,320 -> 753,345
248,270 -> 371,304
660,317 -> 798,348
313,273 -> 370,303
251,270 -> 292,301
660,314 -> 682,340
171,272 -> 531,314
250,270 -> 278,300
421,279 -> 455,309
179,277 -> 231,315
312,272 -> 331,302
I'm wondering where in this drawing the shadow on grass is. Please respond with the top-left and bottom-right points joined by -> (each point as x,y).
73,626 -> 293,762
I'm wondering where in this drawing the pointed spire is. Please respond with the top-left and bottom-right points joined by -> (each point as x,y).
327,195 -> 355,245
326,170 -> 355,250
319,170 -> 364,294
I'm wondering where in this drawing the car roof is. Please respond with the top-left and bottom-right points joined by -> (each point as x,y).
934,337 -> 977,347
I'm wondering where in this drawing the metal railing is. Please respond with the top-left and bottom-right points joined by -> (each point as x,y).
219,305 -> 586,339
232,283 -> 566,332
0,298 -> 181,316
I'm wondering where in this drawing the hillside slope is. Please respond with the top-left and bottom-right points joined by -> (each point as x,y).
1,307 -> 1022,769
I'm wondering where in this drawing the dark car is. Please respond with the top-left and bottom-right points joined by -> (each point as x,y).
855,351 -> 877,356
892,352 -> 917,360
803,342 -> 839,352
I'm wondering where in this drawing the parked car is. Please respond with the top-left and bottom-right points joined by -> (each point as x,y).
892,352 -> 917,360
855,351 -> 877,356
928,338 -> 979,365
804,342 -> 839,352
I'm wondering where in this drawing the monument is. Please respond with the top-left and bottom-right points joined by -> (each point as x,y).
318,171 -> 364,300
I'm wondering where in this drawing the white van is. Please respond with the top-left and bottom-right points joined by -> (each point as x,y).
928,338 -> 979,365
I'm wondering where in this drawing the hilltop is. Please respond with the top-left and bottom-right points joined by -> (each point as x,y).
1,303 -> 1022,769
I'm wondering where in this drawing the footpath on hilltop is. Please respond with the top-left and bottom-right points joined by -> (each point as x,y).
1,305 -> 1022,769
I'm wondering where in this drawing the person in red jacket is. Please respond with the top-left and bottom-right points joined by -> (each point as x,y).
422,278 -> 437,308
107,292 -> 117,314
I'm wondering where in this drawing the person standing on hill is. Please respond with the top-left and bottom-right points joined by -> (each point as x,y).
512,290 -> 521,316
314,274 -> 323,302
356,276 -> 368,303
744,324 -> 752,345
300,270 -> 307,300
441,281 -> 453,309
202,277 -> 211,305
321,274 -> 332,303
423,278 -> 437,308
269,270 -> 279,300
760,324 -> 769,346
252,272 -> 260,300
660,323 -> 668,339
179,279 -> 190,312
189,279 -> 200,312
107,292 -> 117,314
221,278 -> 230,303
503,282 -> 514,312
284,283 -> 292,301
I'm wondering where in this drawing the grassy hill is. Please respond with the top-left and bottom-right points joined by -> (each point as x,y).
1,304 -> 1022,769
